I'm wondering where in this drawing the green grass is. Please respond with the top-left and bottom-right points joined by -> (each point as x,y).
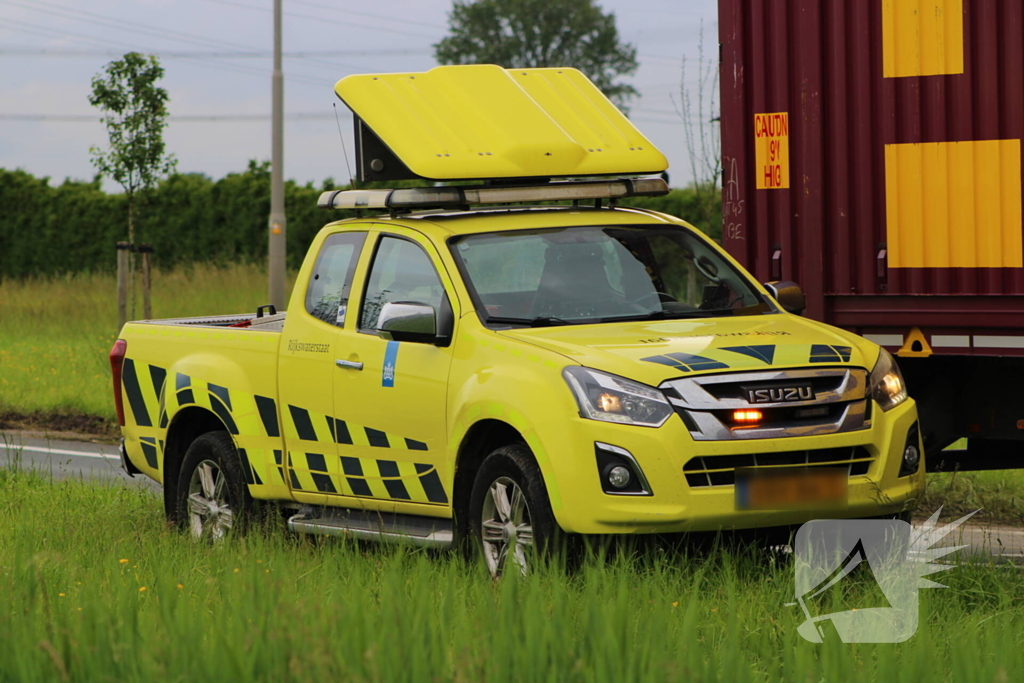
922,469 -> 1024,524
0,264 -> 294,419
1,464 -> 1023,682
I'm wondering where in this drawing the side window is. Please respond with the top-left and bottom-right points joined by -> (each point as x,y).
305,232 -> 366,327
360,236 -> 445,330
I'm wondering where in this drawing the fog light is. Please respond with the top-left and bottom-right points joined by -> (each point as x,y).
607,465 -> 632,489
899,422 -> 922,477
903,444 -> 920,472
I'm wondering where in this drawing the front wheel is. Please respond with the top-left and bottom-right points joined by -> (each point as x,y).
468,443 -> 558,577
174,431 -> 254,540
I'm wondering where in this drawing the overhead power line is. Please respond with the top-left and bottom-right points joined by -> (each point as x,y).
0,16 -> 339,89
0,0 -> 268,60
0,112 -> 348,122
0,47 -> 428,58
0,0 -> 370,79
638,52 -> 718,65
287,0 -> 447,31
0,110 -> 700,126
202,0 -> 439,41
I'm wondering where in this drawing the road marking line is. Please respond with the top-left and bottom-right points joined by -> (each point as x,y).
5,445 -> 120,461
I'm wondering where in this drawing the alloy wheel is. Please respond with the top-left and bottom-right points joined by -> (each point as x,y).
480,476 -> 534,577
186,459 -> 233,540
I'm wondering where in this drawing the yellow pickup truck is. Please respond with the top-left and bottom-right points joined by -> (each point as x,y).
112,66 -> 923,576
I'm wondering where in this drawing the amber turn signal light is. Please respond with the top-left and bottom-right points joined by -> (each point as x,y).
732,409 -> 763,424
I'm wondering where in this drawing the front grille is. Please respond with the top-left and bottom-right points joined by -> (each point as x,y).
683,447 -> 873,487
675,401 -> 847,430
697,374 -> 847,402
662,368 -> 870,441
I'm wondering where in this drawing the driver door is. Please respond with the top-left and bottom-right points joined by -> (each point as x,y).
330,228 -> 459,513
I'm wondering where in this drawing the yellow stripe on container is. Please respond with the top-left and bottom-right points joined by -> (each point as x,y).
882,0 -> 964,78
885,139 -> 1023,268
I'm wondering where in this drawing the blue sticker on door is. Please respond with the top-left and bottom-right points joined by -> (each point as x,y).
382,341 -> 399,387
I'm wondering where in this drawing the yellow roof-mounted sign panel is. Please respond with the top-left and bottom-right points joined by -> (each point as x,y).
334,65 -> 668,181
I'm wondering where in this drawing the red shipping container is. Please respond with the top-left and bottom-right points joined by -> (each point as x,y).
719,0 -> 1024,466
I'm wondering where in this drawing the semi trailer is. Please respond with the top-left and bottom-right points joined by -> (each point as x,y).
719,0 -> 1024,470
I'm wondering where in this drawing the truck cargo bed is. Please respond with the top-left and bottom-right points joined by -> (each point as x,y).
135,312 -> 287,332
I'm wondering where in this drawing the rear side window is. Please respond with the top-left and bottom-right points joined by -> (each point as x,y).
305,232 -> 366,326
360,235 -> 445,330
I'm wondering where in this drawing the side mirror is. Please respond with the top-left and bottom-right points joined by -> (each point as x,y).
377,299 -> 454,346
377,302 -> 437,344
764,280 -> 806,315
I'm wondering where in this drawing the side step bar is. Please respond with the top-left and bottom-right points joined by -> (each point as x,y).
287,507 -> 454,548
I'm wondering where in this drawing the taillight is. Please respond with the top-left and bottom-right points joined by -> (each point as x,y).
110,339 -> 128,426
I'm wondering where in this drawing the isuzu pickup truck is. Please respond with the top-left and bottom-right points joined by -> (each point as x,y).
112,66 -> 924,576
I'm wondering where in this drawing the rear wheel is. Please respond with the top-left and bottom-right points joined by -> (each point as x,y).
468,443 -> 558,577
175,431 -> 254,540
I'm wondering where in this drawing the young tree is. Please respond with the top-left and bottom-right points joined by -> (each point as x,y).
435,0 -> 639,110
89,52 -> 176,321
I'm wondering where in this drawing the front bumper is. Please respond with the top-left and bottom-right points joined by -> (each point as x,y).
542,397 -> 924,534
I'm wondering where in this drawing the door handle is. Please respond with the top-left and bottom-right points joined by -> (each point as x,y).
335,359 -> 363,370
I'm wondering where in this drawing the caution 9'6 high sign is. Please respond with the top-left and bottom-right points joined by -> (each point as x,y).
754,112 -> 790,189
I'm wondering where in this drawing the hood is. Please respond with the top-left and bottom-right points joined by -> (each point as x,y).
498,314 -> 878,386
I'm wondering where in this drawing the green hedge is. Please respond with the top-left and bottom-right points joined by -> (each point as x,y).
0,163 -> 720,279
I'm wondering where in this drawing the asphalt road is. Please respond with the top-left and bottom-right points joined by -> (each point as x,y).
1,433 -> 1021,562
0,433 -> 157,488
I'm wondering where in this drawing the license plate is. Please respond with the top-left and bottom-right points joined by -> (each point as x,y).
735,467 -> 848,511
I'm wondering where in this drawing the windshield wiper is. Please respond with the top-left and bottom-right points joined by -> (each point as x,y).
485,315 -> 574,328
599,310 -> 722,323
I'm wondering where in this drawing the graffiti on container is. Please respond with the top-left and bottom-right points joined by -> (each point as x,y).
724,156 -> 745,240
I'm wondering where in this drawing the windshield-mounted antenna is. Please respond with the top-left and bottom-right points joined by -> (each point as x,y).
333,102 -> 356,190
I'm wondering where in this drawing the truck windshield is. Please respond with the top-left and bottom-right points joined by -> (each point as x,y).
449,225 -> 774,327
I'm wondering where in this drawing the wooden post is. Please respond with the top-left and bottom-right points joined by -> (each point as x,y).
117,242 -> 130,329
139,244 -> 153,320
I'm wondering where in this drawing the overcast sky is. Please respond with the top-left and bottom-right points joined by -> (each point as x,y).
0,0 -> 719,191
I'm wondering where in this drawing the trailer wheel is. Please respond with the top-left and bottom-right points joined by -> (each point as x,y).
174,431 -> 254,540
468,443 -> 558,578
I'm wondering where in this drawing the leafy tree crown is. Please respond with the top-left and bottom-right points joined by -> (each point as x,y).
434,0 -> 639,110
89,52 -> 176,197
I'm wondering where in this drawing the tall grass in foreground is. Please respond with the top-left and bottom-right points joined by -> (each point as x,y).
1,467 -> 1022,682
0,264 -> 295,418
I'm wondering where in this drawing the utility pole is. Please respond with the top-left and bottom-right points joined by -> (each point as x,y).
268,0 -> 286,309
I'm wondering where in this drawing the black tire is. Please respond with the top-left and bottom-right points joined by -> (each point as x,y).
895,509 -> 914,524
468,443 -> 559,577
174,431 -> 255,540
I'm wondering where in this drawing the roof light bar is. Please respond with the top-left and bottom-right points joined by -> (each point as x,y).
317,177 -> 669,211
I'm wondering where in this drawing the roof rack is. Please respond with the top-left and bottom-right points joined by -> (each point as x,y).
317,177 -> 669,212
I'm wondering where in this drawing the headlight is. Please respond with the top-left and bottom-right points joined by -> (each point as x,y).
869,348 -> 908,412
563,367 -> 673,427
